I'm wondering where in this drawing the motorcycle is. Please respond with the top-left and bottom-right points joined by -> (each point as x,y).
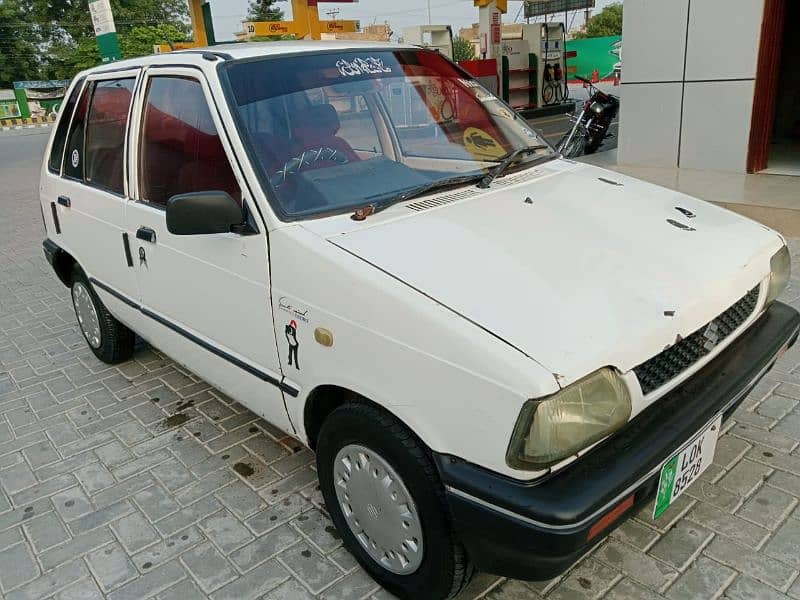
556,75 -> 619,158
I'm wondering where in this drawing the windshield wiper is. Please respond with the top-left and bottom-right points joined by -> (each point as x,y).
477,145 -> 550,189
351,173 -> 484,221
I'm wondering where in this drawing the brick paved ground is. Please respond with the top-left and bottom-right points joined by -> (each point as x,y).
1,129 -> 799,599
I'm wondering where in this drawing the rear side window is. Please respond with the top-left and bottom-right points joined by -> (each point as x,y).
85,78 -> 135,195
48,78 -> 84,174
139,76 -> 241,207
63,82 -> 93,181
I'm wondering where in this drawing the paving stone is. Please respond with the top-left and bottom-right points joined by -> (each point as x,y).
179,541 -> 237,593
594,539 -> 677,590
648,521 -> 713,570
611,519 -> 660,550
68,500 -> 133,536
73,461 -> 115,494
132,525 -> 204,571
23,510 -> 70,552
605,578 -> 666,600
279,543 -> 342,594
293,507 -> 343,553
150,457 -> 195,492
245,493 -> 311,534
764,518 -> 800,569
0,526 -> 23,551
52,485 -> 94,521
737,485 -> 798,529
6,559 -> 87,600
685,480 -> 742,512
758,395 -> 798,419
768,471 -> 800,497
724,574 -> 791,600
155,578 -> 205,600
86,541 -> 139,592
714,436 -> 752,470
154,495 -> 223,538
664,556 -> 736,599
40,526 -> 116,570
263,577 -> 317,600
0,461 -> 36,494
547,557 -> 620,600
718,459 -> 773,496
199,509 -> 254,555
0,541 -> 40,591
94,440 -> 134,468
210,558 -> 290,600
111,511 -> 159,554
230,523 -> 301,572
703,535 -> 796,590
175,470 -> 235,506
215,479 -> 265,519
133,484 -> 180,523
21,439 -> 59,469
111,448 -> 171,481
91,472 -> 154,509
53,576 -> 105,600
686,502 -> 770,549
320,569 -> 379,600
731,424 -> 797,453
107,560 -> 188,600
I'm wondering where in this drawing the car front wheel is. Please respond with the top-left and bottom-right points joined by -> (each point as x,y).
316,401 -> 473,600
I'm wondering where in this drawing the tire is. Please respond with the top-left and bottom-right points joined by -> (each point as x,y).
317,402 -> 473,600
584,117 -> 612,154
70,265 -> 135,364
542,83 -> 554,105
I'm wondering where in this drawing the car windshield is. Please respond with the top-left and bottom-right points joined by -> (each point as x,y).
223,48 -> 554,219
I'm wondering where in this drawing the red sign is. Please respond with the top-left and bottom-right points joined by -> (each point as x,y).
491,12 -> 501,44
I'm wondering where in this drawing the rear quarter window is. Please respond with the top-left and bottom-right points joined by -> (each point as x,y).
63,82 -> 92,181
47,78 -> 85,174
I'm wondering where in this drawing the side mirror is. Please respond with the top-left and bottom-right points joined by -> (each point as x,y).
166,191 -> 243,235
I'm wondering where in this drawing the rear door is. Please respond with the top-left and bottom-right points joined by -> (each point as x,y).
125,67 -> 293,432
41,70 -> 144,330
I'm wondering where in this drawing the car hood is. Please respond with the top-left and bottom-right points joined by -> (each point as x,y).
319,160 -> 780,385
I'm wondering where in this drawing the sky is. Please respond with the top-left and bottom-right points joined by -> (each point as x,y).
209,0 -> 620,42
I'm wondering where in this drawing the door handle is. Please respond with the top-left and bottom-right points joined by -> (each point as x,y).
136,227 -> 156,243
57,195 -> 71,208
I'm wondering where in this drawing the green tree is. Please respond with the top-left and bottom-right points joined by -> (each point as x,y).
120,24 -> 188,58
453,36 -> 475,62
0,0 -> 44,86
573,2 -> 622,39
247,0 -> 285,22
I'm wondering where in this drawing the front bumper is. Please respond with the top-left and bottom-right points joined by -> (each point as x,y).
435,301 -> 800,581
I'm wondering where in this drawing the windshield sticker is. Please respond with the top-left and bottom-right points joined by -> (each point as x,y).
285,320 -> 300,370
335,57 -> 393,77
463,127 -> 506,160
71,149 -> 80,168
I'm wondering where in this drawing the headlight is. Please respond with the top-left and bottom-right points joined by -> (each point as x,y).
765,245 -> 791,307
506,368 -> 631,470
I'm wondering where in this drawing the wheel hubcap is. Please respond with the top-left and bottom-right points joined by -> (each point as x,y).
333,444 -> 424,575
72,282 -> 102,349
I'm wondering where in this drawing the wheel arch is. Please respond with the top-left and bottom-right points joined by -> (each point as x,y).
51,245 -> 77,287
302,384 -> 423,452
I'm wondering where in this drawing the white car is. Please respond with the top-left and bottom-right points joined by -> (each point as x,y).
40,42 -> 797,599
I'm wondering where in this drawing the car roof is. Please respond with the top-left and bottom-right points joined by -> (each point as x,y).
81,40 -> 419,77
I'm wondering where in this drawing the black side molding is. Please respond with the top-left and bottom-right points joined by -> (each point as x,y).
122,233 -> 133,267
50,202 -> 61,234
89,277 -> 299,398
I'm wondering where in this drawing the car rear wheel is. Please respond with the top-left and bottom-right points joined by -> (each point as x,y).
316,402 -> 473,599
70,265 -> 135,364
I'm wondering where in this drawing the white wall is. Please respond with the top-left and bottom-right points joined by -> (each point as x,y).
618,0 -> 765,172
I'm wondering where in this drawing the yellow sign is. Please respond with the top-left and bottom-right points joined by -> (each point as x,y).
154,42 -> 201,53
473,0 -> 507,13
463,127 -> 506,160
243,19 -> 358,39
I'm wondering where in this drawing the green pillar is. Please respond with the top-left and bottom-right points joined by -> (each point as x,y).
12,87 -> 30,119
202,2 -> 216,46
88,0 -> 122,62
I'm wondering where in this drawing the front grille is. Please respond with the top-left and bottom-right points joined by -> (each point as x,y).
634,285 -> 760,395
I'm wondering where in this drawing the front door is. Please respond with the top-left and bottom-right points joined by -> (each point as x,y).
125,67 -> 293,433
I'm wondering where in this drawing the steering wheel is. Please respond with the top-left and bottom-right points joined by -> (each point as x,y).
271,146 -> 349,188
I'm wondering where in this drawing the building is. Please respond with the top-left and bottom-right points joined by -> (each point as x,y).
618,0 -> 798,175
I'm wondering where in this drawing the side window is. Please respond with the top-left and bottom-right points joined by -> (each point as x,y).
139,76 -> 241,207
85,78 -> 135,195
48,78 -> 84,174
63,82 -> 93,181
